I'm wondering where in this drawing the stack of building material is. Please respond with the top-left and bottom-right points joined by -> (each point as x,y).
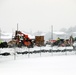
35,36 -> 44,46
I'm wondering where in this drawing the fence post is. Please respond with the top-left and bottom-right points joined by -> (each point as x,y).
40,45 -> 41,57
13,44 -> 16,60
51,25 -> 53,56
28,48 -> 30,58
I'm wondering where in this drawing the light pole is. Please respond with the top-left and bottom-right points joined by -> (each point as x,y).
0,28 -> 1,40
51,25 -> 53,56
51,25 -> 53,47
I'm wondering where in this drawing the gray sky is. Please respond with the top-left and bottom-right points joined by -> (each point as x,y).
0,0 -> 76,32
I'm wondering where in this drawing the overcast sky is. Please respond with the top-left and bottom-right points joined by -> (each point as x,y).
0,0 -> 76,32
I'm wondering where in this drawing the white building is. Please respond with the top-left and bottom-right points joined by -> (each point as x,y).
0,32 -> 13,42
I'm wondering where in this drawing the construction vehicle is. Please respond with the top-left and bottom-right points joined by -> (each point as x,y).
8,30 -> 45,47
8,31 -> 34,48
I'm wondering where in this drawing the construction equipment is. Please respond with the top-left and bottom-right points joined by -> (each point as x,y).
8,31 -> 34,48
14,31 -> 34,48
8,30 -> 45,47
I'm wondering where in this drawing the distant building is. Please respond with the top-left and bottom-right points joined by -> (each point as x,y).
0,32 -> 13,42
53,31 -> 67,39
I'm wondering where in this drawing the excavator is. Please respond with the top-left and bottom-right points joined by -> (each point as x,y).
8,31 -> 34,48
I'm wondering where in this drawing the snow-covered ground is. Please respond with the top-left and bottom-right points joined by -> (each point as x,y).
0,45 -> 74,53
0,45 -> 76,62
0,45 -> 76,75
0,55 -> 76,75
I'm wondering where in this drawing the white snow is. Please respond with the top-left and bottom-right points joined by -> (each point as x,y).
53,31 -> 66,35
0,32 -> 13,42
0,55 -> 76,75
21,31 -> 35,39
0,45 -> 74,53
0,46 -> 76,75
1,32 -> 12,38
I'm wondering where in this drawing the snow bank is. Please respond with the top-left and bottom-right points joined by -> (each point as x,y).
0,46 -> 73,53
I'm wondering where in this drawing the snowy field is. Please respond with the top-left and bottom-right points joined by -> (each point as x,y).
0,55 -> 76,75
0,45 -> 76,75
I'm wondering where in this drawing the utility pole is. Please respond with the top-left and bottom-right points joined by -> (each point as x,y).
51,25 -> 53,56
17,23 -> 19,31
0,28 -> 1,40
0,28 -> 1,53
13,23 -> 19,60
51,25 -> 53,40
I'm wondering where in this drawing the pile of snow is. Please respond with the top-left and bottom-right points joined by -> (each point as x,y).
0,45 -> 74,53
0,55 -> 76,75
